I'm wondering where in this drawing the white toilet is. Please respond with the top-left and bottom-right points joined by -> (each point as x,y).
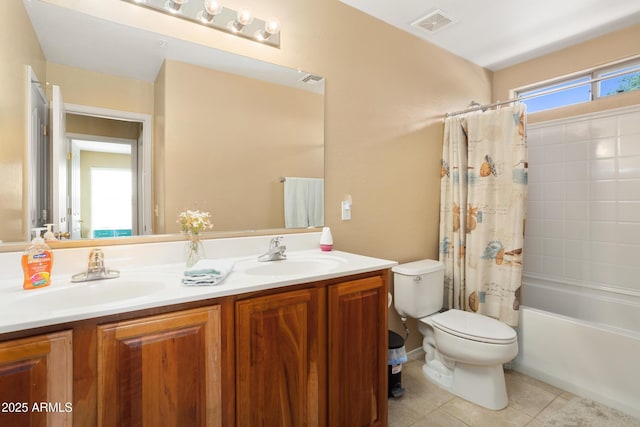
392,259 -> 518,410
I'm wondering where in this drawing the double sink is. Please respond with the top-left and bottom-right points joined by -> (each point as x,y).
1,251 -> 350,318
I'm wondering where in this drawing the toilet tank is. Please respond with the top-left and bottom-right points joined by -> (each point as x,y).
392,259 -> 444,318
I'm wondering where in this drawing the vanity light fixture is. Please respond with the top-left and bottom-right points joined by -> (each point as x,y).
122,0 -> 281,48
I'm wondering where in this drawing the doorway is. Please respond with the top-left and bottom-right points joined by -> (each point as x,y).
63,104 -> 152,239
69,136 -> 137,239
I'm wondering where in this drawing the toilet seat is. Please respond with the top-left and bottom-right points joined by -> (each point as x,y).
431,309 -> 517,344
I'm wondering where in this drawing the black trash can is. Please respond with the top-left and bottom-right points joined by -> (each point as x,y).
388,330 -> 407,398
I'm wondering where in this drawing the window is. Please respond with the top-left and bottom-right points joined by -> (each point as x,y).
597,63 -> 640,98
90,168 -> 133,238
518,76 -> 591,113
516,58 -> 640,113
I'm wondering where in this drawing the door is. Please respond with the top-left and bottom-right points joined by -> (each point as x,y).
0,331 -> 73,427
328,276 -> 388,427
50,85 -> 68,235
27,67 -> 49,235
97,306 -> 222,427
236,288 -> 325,427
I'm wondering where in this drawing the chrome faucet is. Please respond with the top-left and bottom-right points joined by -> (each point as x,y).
258,236 -> 287,262
71,248 -> 120,282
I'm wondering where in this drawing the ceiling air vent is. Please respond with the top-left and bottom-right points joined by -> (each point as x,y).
299,73 -> 324,85
411,9 -> 456,34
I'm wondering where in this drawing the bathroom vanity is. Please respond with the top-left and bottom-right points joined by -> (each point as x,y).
0,233 -> 395,427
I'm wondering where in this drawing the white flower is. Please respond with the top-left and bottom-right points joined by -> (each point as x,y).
178,209 -> 213,234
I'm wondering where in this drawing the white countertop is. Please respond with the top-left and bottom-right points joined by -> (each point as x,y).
0,247 -> 396,334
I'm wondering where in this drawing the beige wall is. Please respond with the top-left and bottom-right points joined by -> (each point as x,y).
494,24 -> 640,124
0,1 -> 46,242
67,114 -> 142,140
154,60 -> 324,233
46,62 -> 154,115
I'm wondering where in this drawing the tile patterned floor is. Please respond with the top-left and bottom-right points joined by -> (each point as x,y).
388,358 -> 640,427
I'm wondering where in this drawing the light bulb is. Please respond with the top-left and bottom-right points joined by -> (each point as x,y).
264,19 -> 280,35
204,0 -> 222,15
255,18 -> 280,41
229,8 -> 253,32
237,9 -> 253,26
199,0 -> 222,23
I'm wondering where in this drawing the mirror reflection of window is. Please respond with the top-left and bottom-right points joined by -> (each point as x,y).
90,168 -> 133,238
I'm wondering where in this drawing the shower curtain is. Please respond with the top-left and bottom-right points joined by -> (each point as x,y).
439,104 -> 527,326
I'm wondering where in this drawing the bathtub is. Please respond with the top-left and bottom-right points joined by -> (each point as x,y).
514,277 -> 640,419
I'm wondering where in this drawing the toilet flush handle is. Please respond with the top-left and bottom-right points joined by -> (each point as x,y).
413,276 -> 422,283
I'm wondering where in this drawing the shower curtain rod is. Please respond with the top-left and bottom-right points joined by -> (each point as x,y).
445,67 -> 640,117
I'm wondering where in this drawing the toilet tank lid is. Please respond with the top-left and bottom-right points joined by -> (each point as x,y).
392,259 -> 443,275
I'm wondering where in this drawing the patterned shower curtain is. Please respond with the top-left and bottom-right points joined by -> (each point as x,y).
439,104 -> 527,327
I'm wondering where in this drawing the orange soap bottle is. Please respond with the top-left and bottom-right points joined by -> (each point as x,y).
22,230 -> 54,290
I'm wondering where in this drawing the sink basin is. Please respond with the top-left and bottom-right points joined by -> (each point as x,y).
8,280 -> 165,313
242,255 -> 347,277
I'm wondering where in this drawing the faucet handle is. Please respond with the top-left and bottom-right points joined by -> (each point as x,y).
88,248 -> 105,271
270,236 -> 284,248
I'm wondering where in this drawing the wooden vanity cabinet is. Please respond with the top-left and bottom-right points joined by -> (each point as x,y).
0,330 -> 73,427
96,306 -> 222,427
0,269 -> 388,427
235,271 -> 388,427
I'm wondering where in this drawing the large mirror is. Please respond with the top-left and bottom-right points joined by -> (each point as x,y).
1,0 -> 324,244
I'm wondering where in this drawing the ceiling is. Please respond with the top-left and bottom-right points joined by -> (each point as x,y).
339,0 -> 640,71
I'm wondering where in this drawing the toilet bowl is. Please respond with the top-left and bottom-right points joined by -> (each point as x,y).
392,260 -> 518,410
418,309 -> 518,410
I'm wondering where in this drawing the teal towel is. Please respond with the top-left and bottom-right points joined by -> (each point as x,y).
182,259 -> 234,286
183,259 -> 234,277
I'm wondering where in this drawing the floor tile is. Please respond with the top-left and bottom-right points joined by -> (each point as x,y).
505,371 -> 558,417
440,397 -> 532,427
387,359 -> 640,427
407,408 -> 469,427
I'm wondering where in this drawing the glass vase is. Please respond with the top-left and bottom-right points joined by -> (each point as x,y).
184,232 -> 205,268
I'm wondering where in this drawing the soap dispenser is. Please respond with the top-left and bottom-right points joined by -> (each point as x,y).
22,228 -> 54,290
320,227 -> 333,251
43,223 -> 57,242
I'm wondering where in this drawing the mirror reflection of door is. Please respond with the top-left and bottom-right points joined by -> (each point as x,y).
51,85 -> 68,236
69,137 -> 138,239
67,113 -> 142,239
27,67 -> 49,235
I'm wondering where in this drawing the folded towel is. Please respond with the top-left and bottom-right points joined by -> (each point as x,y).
182,275 -> 228,286
181,259 -> 234,286
184,259 -> 234,276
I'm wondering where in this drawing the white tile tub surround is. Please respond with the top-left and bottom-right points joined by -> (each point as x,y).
520,106 -> 640,420
524,105 -> 640,295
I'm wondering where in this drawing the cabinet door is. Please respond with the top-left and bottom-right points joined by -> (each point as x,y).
328,275 -> 388,427
236,288 -> 324,427
97,306 -> 221,427
0,330 -> 73,427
